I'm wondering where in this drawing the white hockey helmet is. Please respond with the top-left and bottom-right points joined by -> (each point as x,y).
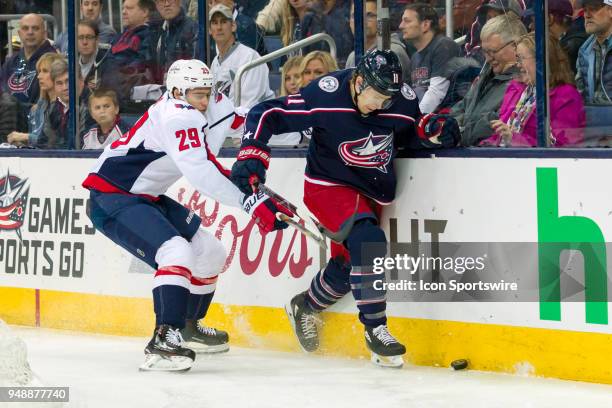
165,59 -> 214,100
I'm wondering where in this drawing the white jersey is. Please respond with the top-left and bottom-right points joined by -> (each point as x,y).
81,118 -> 130,150
83,91 -> 245,208
211,42 -> 275,110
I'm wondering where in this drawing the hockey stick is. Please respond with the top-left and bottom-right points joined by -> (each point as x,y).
255,182 -> 359,244
276,213 -> 328,250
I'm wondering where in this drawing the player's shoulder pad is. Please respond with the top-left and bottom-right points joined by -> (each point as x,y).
301,69 -> 352,105
399,83 -> 417,101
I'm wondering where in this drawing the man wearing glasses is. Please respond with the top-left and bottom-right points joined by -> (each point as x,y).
450,14 -> 527,146
576,0 -> 612,105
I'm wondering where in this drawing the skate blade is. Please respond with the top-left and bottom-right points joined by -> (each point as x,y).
183,341 -> 229,354
371,353 -> 404,369
139,354 -> 193,372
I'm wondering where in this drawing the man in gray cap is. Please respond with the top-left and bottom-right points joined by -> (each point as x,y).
576,0 -> 612,104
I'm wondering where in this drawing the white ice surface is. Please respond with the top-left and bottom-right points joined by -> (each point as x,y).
9,326 -> 612,408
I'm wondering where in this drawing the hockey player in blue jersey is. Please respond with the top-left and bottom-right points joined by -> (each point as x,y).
231,49 -> 460,368
82,59 -> 292,371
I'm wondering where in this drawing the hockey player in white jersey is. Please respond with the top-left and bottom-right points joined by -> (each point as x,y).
82,59 -> 292,371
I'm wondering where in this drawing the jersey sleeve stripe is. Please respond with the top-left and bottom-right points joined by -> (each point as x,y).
377,113 -> 416,122
253,107 -> 356,140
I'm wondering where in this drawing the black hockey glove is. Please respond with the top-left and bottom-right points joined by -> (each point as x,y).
231,139 -> 271,195
417,113 -> 461,148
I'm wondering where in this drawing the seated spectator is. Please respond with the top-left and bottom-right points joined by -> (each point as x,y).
7,52 -> 64,147
302,0 -> 354,67
280,0 -> 317,50
0,14 -> 56,129
209,4 -> 274,109
268,56 -> 306,146
152,0 -> 197,83
189,0 -> 267,56
0,90 -> 18,144
56,0 -> 117,53
280,55 -> 303,96
400,3 -> 461,114
256,0 -> 284,34
345,0 -> 411,82
451,14 -> 526,146
44,59 -> 94,149
451,0 -> 482,38
299,50 -> 338,87
576,0 -> 612,105
99,0 -> 157,104
483,33 -> 584,147
77,20 -> 111,91
523,0 -> 587,75
464,0 -> 525,63
82,88 -> 130,149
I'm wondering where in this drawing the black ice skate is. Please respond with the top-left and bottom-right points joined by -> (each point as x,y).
140,325 -> 196,372
285,292 -> 321,352
181,319 -> 229,354
364,325 -> 406,368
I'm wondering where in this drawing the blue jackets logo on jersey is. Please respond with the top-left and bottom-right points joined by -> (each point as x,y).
338,132 -> 393,173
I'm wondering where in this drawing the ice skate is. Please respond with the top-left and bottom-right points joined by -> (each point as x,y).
285,292 -> 321,352
140,325 -> 195,372
364,325 -> 406,368
181,319 -> 229,354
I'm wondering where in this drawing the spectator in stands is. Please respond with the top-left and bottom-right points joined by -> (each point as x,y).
464,0 -> 525,63
280,55 -> 303,95
483,33 -> 584,147
0,90 -> 17,144
0,14 -> 56,129
209,4 -> 274,109
268,56 -> 309,146
522,0 -> 587,75
280,0 -> 316,48
45,59 -> 94,149
451,15 -> 526,146
77,20 -> 111,91
303,0 -> 354,67
299,50 -> 338,87
82,88 -> 130,149
99,0 -> 156,104
400,3 -> 461,113
576,0 -> 612,104
345,0 -> 411,81
56,0 -> 117,53
152,0 -> 197,83
189,0 -> 267,56
7,52 -> 63,147
452,0 -> 482,38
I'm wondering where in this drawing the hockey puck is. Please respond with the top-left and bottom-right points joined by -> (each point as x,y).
451,359 -> 468,370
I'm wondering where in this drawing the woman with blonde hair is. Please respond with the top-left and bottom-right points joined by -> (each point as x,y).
7,52 -> 64,147
280,55 -> 303,96
299,50 -> 338,88
485,33 -> 584,147
280,0 -> 312,47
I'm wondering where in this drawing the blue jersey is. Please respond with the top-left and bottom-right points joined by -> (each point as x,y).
243,69 -> 422,204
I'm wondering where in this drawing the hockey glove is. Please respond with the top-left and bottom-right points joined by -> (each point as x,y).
243,190 -> 294,233
231,139 -> 271,195
417,113 -> 461,148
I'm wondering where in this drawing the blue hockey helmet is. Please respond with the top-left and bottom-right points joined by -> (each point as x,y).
355,49 -> 403,97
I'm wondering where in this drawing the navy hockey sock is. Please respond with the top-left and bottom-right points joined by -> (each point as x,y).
153,285 -> 190,329
346,219 -> 388,327
186,292 -> 214,321
305,256 -> 351,311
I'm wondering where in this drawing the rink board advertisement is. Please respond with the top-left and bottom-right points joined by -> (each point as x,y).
1,155 -> 612,384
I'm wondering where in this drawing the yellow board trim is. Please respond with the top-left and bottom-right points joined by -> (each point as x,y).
1,287 -> 611,385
